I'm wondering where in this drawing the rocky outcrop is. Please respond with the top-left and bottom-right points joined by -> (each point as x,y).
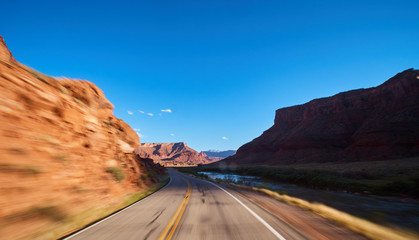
136,142 -> 216,166
0,36 -> 16,64
0,36 -> 165,239
221,69 -> 419,166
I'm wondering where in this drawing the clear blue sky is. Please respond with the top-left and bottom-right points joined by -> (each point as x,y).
1,0 -> 418,151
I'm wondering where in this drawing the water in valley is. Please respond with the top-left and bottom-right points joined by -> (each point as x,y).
199,171 -> 419,232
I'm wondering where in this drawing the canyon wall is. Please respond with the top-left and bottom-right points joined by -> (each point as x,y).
222,69 -> 419,166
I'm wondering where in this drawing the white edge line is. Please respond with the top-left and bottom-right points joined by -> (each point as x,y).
206,180 -> 287,240
63,175 -> 173,239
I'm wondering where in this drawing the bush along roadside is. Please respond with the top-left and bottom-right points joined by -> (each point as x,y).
185,165 -> 419,199
229,183 -> 419,240
55,172 -> 170,240
179,168 -> 418,240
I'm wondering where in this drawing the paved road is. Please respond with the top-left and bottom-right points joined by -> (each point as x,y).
65,169 -> 310,240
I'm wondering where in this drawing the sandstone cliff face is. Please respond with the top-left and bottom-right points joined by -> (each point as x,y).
136,142 -> 214,166
223,69 -> 419,165
0,36 -> 165,239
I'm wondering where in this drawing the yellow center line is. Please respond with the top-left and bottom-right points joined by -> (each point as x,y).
166,180 -> 191,240
158,178 -> 191,240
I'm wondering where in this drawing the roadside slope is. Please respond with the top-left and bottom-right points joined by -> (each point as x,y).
0,35 -> 166,239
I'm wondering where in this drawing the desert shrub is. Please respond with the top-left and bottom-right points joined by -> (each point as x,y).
375,180 -> 416,197
276,190 -> 288,195
102,120 -> 114,127
31,205 -> 66,222
25,165 -> 43,175
255,184 -> 271,190
54,154 -> 68,162
341,170 -> 377,180
194,173 -> 209,179
215,178 -> 223,183
106,167 -> 125,182
147,170 -> 157,179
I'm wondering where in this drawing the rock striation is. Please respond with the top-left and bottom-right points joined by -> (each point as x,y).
136,142 -> 216,166
221,69 -> 419,166
0,36 -> 165,239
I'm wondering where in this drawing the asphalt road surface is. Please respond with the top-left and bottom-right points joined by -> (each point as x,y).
65,169 -> 314,240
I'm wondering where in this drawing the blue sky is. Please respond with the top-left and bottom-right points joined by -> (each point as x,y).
1,0 -> 418,151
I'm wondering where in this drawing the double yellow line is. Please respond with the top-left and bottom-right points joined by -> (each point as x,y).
158,178 -> 191,240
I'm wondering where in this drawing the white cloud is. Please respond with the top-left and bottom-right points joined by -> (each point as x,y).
170,133 -> 175,136
147,113 -> 154,116
127,111 -> 133,115
161,109 -> 172,113
138,110 -> 145,114
134,128 -> 141,132
221,136 -> 228,140
137,133 -> 145,138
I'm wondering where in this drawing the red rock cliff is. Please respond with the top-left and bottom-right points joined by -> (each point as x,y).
0,36 -> 165,239
136,142 -> 214,166
222,69 -> 419,165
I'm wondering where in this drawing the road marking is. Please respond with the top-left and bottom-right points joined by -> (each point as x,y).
63,176 -> 173,239
207,181 -> 287,240
166,180 -> 191,240
158,178 -> 191,240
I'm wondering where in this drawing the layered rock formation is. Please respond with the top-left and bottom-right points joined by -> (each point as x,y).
0,36 -> 165,239
222,69 -> 419,166
136,142 -> 216,166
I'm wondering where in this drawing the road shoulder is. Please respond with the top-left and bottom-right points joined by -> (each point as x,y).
225,185 -> 369,240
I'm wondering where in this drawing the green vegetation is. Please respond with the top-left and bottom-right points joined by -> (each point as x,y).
30,173 -> 170,240
27,67 -> 57,86
179,166 -> 418,239
254,183 -> 272,190
106,167 -> 125,182
9,205 -> 66,222
0,164 -> 43,175
232,184 -> 418,240
146,169 -> 157,179
32,205 -> 67,222
25,165 -> 43,175
179,157 -> 419,198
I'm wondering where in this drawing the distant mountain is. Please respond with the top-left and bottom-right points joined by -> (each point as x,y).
203,150 -> 236,158
218,69 -> 419,166
135,142 -> 219,166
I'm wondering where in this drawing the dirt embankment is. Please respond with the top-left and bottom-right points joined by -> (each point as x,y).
0,36 -> 166,239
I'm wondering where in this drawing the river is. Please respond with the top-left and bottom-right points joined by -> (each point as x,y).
198,171 -> 419,232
